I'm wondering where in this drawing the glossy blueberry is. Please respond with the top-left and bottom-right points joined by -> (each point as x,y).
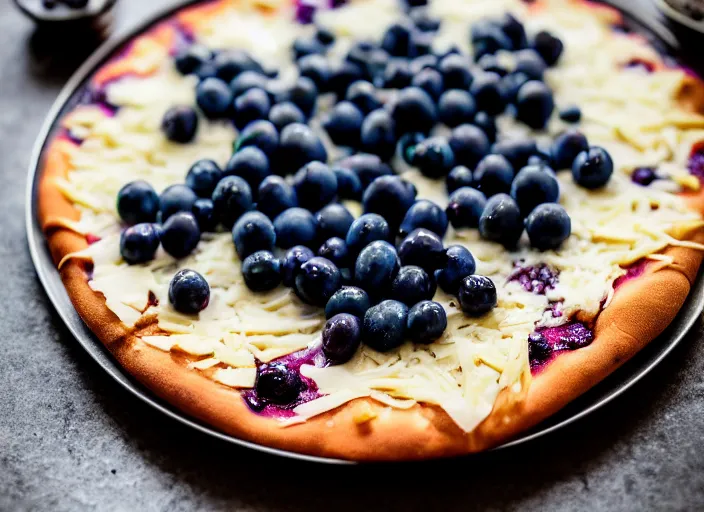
411,68 -> 444,100
438,90 -> 476,128
281,245 -> 315,287
224,146 -> 270,193
360,109 -> 397,160
292,161 -> 337,211
159,184 -> 198,222
632,167 -> 657,186
169,269 -> 210,314
363,300 -> 408,352
528,332 -> 552,362
256,176 -> 298,220
161,106 -> 198,144
533,30 -> 563,67
322,313 -> 362,364
514,49 -> 547,81
446,165 -> 474,194
297,54 -> 331,91
315,203 -> 354,241
470,20 -> 512,57
516,80 -> 554,130
232,211 -> 276,259
292,37 -> 326,60
318,237 -> 349,268
438,54 -> 473,90
510,165 -> 560,216
274,207 -> 318,248
458,275 -> 497,316
446,187 -> 487,229
229,71 -> 268,98
399,200 -> 448,238
213,49 -> 262,82
161,212 -> 201,259
194,61 -> 217,81
478,193 -> 523,248
491,138 -> 538,170
119,223 -> 160,264
268,101 -> 305,131
346,213 -> 390,255
195,77 -> 233,119
242,250 -> 281,291
449,124 -> 490,168
551,129 -> 589,170
116,180 -> 159,225
185,160 -> 223,199
381,21 -> 416,57
329,61 -> 366,97
315,26 -> 335,46
472,111 -> 497,144
294,256 -> 342,306
255,363 -> 302,405
174,45 -> 212,76
332,166 -> 363,200
474,154 -> 514,197
325,286 -> 371,319
233,88 -> 271,130
211,175 -> 254,229
470,72 -> 504,116
497,12 -> 527,50
407,301 -> 447,344
390,266 -> 436,306
235,120 -> 279,157
525,203 -> 571,251
192,198 -> 217,232
411,136 -> 455,179
391,87 -> 437,135
436,245 -> 476,294
359,47 -> 391,83
559,105 -> 581,123
499,71 -> 529,104
572,146 -> 613,189
345,80 -> 382,114
362,175 -> 416,229
398,228 -> 446,272
275,123 -> 327,176
322,101 -> 363,147
354,240 -> 400,297
379,58 -> 412,89
335,153 -> 393,188
398,132 -> 426,166
287,76 -> 318,117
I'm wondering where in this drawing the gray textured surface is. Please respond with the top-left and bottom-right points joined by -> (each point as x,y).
2,1 -> 704,511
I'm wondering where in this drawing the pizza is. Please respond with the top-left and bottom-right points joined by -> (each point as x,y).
38,0 -> 704,461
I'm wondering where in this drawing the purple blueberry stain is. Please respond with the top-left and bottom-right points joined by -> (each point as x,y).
688,143 -> 704,180
295,0 -> 317,24
631,167 -> 657,186
508,262 -> 558,295
529,322 -> 594,372
624,58 -> 655,73
613,259 -> 647,289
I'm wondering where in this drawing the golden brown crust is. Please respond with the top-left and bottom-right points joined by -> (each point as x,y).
36,0 -> 704,460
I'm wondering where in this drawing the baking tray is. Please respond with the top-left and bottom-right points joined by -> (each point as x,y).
25,0 -> 704,464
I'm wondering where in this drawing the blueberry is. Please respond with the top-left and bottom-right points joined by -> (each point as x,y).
287,76 -> 318,117
362,175 -> 416,229
256,363 -> 302,405
120,223 -> 160,264
318,237 -> 350,268
471,20 -> 513,57
315,203 -> 354,241
407,300 -> 447,343
390,266 -> 436,306
477,54 -> 508,77
275,123 -> 327,176
491,138 -> 538,170
281,245 -> 315,287
363,300 -> 408,352
233,88 -> 271,129
399,200 -> 448,238
325,286 -> 371,319
438,90 -> 477,128
268,101 -> 305,131
232,211 -> 276,259
335,153 -> 393,188
292,161 -> 337,211
297,54 -> 331,91
192,198 -> 217,232
497,12 -> 527,50
329,61 -> 366,97
410,6 -> 441,32
514,49 -> 547,81
478,193 -> 523,248
391,87 -> 438,135
411,136 -> 455,179
116,180 -> 159,225
274,207 -> 318,248
161,212 -> 201,259
473,111 -> 497,143
499,72 -> 529,104
224,146 -> 270,193
360,109 -> 397,160
354,240 -> 400,294
632,167 -> 657,186
398,228 -> 446,271
345,80 -> 382,114
398,132 -> 426,166
242,250 -> 282,291
213,49 -> 262,82
292,37 -> 326,60
411,68 -> 444,100
409,54 -> 438,74
235,120 -> 279,157
321,313 -> 362,364
382,21 -> 416,57
516,80 -> 554,130
449,124 -> 490,168
174,45 -> 212,76
559,105 -> 581,123
169,269 -> 210,314
229,71 -> 268,98
315,26 -> 336,46
256,176 -> 298,220
436,245 -> 476,294
196,77 -> 233,119
458,275 -> 497,316
528,332 -> 552,362
159,184 -> 198,222
511,165 -> 560,216
161,106 -> 198,144
571,146 -> 613,189
525,203 -> 571,250
322,101 -> 364,147
438,54 -> 473,90
295,256 -> 342,306
470,72 -> 505,116
185,160 -> 223,199
211,175 -> 254,229
446,165 -> 474,194
551,129 -> 589,170
474,154 -> 514,197
446,186 -> 487,229
346,213 -> 390,255
194,61 -> 218,81
332,167 -> 363,200
532,30 -> 563,67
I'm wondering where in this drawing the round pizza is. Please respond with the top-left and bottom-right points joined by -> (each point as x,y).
38,0 -> 704,461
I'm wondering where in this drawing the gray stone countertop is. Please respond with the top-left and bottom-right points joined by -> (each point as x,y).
1,1 -> 704,510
